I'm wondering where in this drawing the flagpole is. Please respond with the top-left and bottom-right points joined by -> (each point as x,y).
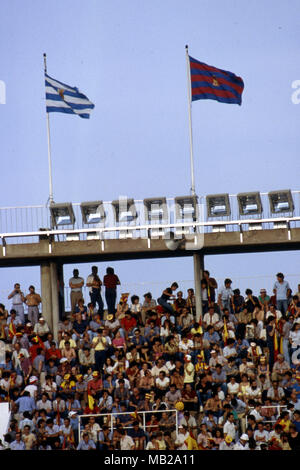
43,53 -> 54,206
185,45 -> 196,196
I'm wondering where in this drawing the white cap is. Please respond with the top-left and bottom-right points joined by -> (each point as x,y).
60,358 -> 68,363
240,433 -> 249,441
185,354 -> 192,361
39,317 -> 45,321
250,342 -> 256,347
69,411 -> 77,417
211,350 -> 216,354
29,376 -> 37,383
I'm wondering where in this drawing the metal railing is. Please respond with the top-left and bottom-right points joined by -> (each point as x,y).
78,408 -> 179,445
0,191 -> 299,244
245,405 -> 287,428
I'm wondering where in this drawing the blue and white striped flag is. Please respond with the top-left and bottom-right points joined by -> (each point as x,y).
45,73 -> 95,119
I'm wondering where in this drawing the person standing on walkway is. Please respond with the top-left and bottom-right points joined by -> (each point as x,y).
69,269 -> 84,315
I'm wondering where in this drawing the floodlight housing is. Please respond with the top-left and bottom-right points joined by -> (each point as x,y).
50,203 -> 75,227
80,201 -> 106,225
206,194 -> 231,218
237,192 -> 262,216
144,197 -> 168,222
111,198 -> 137,223
268,190 -> 294,214
174,195 -> 199,221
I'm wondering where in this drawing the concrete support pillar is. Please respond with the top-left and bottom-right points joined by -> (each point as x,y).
40,262 -> 53,332
40,261 -> 61,341
57,263 -> 65,321
193,252 -> 204,323
50,262 -> 60,342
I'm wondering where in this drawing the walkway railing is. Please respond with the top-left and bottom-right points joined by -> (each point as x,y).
78,408 -> 179,445
0,191 -> 299,244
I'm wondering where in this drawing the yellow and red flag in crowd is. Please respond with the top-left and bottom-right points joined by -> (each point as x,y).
184,432 -> 198,450
120,293 -> 129,304
8,322 -> 16,339
88,391 -> 95,411
223,320 -> 229,346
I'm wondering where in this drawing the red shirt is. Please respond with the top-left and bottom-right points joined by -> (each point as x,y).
103,274 -> 120,289
87,378 -> 103,393
46,347 -> 62,362
120,316 -> 137,332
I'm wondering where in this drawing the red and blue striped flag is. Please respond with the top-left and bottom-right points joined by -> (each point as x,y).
189,56 -> 244,105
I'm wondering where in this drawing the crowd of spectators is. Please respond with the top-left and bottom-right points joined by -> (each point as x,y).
1,267 -> 300,451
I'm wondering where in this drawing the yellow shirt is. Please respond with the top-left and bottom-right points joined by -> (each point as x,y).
92,336 -> 106,351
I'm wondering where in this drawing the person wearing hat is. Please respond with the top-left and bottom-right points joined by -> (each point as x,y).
258,289 -> 270,313
174,425 -> 189,450
233,433 -> 249,450
274,272 -> 291,315
183,354 -> 195,387
219,433 -> 234,450
33,317 -> 50,342
104,312 -> 121,336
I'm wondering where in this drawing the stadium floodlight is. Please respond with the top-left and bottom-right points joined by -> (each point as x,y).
206,194 -> 231,218
237,192 -> 262,216
80,201 -> 106,225
111,198 -> 137,223
144,197 -> 168,222
174,195 -> 199,221
268,190 -> 294,214
50,203 -> 75,227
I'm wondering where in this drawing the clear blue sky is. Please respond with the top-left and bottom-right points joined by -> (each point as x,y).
0,0 -> 299,308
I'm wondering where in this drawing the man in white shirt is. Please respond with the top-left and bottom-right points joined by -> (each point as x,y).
266,304 -> 282,321
8,283 -> 25,324
233,433 -> 249,450
203,306 -> 219,329
174,425 -> 189,450
254,422 -> 269,448
223,413 -> 236,441
119,429 -> 135,450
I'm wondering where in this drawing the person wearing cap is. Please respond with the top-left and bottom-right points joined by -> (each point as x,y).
24,286 -> 42,327
258,288 -> 270,313
233,432 -> 249,450
33,317 -> 50,342
273,272 -> 291,314
174,425 -> 189,450
219,433 -> 234,450
104,313 -> 121,336
183,354 -> 195,386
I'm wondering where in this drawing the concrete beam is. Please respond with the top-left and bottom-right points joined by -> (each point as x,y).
0,228 -> 299,268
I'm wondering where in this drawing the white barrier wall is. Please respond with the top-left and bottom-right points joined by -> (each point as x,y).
0,403 -> 10,443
